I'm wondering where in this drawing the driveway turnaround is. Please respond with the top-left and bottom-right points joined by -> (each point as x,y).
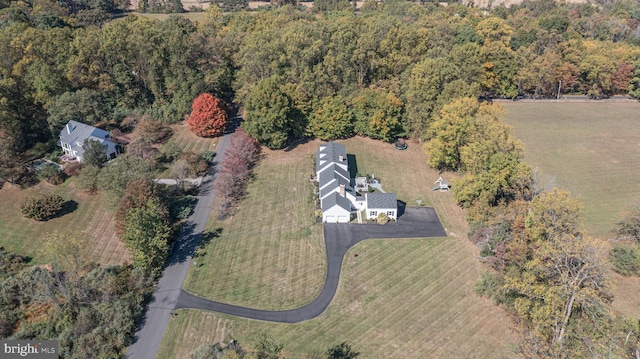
175,207 -> 446,323
125,132 -> 231,359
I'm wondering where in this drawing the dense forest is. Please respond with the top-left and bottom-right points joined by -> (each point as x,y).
2,0 -> 640,154
2,0 -> 640,357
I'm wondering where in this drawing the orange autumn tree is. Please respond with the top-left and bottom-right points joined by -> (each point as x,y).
186,93 -> 228,137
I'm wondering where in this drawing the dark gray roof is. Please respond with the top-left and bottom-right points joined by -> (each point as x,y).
319,179 -> 353,199
319,168 -> 337,187
318,163 -> 349,185
366,193 -> 397,209
59,120 -> 111,158
316,141 -> 347,172
332,164 -> 350,181
321,192 -> 351,212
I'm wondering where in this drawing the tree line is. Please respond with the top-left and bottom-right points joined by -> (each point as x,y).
421,97 -> 639,357
3,0 -> 640,158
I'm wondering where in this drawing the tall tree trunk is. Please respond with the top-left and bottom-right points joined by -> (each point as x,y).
556,290 -> 577,346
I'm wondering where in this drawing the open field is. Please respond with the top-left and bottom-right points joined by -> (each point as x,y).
130,11 -> 208,22
501,102 -> 640,319
158,137 -> 516,358
0,180 -> 129,265
501,102 -> 640,239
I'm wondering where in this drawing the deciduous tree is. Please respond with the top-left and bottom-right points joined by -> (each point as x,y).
46,89 -> 107,134
97,155 -> 153,202
308,95 -> 353,141
187,93 -> 228,138
82,139 -> 108,167
351,89 -> 404,142
243,77 -> 297,150
122,199 -> 171,272
326,342 -> 359,359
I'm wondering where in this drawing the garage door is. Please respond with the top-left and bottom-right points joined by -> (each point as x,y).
337,216 -> 349,223
325,216 -> 336,223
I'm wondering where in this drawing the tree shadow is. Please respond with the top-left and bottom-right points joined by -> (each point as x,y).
49,199 -> 78,220
224,112 -> 242,135
166,222 -> 223,266
193,228 -> 223,258
283,136 -> 313,152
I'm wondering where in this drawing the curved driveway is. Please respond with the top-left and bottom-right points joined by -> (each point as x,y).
175,207 -> 446,323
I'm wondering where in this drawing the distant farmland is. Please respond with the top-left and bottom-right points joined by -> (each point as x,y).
501,102 -> 640,238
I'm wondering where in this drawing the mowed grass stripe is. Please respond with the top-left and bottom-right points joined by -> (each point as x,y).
159,138 -> 514,359
183,144 -> 325,309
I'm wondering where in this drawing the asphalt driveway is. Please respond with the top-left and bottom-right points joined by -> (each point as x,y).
174,207 -> 446,323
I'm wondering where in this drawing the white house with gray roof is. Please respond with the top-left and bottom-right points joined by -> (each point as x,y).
58,120 -> 120,163
364,193 -> 397,221
316,141 -> 397,223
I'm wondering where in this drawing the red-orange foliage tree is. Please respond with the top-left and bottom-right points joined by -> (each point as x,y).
186,93 -> 228,137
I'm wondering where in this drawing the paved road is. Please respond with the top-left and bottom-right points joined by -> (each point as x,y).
175,207 -> 446,323
125,132 -> 232,359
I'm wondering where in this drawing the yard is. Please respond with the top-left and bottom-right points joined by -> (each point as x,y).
0,180 -> 129,265
501,101 -> 640,319
165,122 -> 220,155
157,137 -> 516,358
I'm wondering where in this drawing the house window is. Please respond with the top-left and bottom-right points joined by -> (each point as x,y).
369,211 -> 377,217
387,211 -> 395,217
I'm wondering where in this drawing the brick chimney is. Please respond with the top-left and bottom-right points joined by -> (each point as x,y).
339,184 -> 345,197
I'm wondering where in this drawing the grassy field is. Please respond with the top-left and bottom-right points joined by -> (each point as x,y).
0,180 -> 129,265
157,137 -> 516,358
501,102 -> 640,319
165,122 -> 220,155
182,142 -> 327,309
501,102 -> 640,238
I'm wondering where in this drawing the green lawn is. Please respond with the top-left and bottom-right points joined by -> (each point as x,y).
0,180 -> 129,265
157,137 -> 515,358
182,145 -> 326,309
165,122 -> 220,155
501,102 -> 640,238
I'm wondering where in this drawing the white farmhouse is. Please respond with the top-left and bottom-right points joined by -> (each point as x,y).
316,141 -> 397,223
58,121 -> 120,163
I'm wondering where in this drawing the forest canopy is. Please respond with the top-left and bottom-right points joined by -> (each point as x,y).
2,0 -> 640,152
